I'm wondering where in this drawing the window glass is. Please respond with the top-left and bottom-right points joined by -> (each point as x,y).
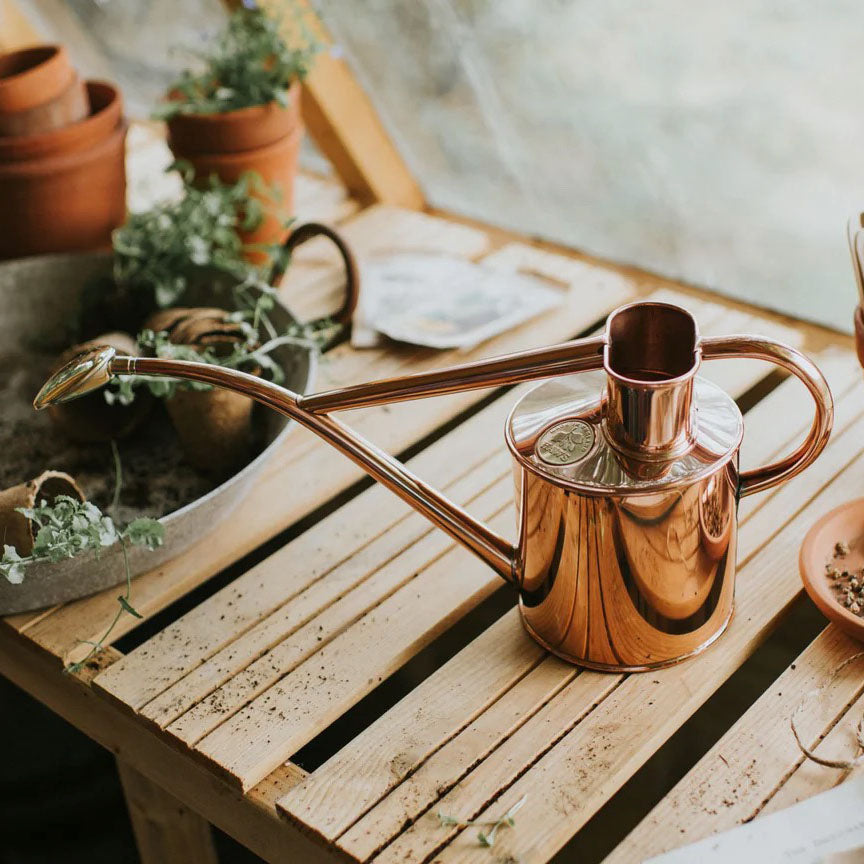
320,0 -> 861,331
17,0 -> 862,330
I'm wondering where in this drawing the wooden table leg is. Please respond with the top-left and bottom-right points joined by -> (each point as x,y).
117,759 -> 219,864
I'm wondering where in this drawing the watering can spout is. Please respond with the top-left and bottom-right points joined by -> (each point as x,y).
34,344 -> 533,583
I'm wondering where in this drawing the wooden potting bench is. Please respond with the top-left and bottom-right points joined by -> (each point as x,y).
4,11 -> 864,862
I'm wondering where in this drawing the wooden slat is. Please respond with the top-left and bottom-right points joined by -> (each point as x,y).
8,206 -> 638,666
336,654 -> 576,862
93,394 -> 516,712
297,10 -> 425,208
221,0 -> 424,209
759,676 -> 864,815
606,626 -> 864,863
150,456 -> 509,734
368,671 -> 623,864
423,391 -> 864,863
279,609 -> 569,843
190,503 -> 513,789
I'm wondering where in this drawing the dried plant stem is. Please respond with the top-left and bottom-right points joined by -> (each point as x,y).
437,794 -> 528,848
790,652 -> 864,770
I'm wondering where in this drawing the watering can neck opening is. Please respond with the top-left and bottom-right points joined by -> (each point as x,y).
601,301 -> 702,460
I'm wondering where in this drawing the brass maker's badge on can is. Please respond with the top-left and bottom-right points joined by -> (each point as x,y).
536,419 -> 594,466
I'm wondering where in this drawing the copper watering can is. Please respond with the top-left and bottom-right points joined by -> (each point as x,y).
35,301 -> 833,671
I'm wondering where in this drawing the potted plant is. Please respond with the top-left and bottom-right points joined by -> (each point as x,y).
72,166 -> 356,477
0,456 -> 163,672
156,2 -> 320,256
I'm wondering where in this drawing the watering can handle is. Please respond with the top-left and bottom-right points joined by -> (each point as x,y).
269,222 -> 360,327
299,336 -> 607,413
700,335 -> 834,498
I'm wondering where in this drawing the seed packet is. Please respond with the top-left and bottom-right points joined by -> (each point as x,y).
352,253 -> 564,350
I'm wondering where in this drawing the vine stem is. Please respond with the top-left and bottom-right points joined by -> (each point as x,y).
110,439 -> 122,522
66,538 -> 135,675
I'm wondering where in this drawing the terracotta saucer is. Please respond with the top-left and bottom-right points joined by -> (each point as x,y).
800,498 -> 864,642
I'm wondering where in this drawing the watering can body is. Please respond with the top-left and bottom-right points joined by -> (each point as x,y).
36,301 -> 833,671
508,371 -> 741,669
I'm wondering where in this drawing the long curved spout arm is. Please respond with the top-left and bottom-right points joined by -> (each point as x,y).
298,335 -> 606,414
35,350 -> 518,583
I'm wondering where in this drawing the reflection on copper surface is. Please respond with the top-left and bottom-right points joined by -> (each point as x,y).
516,461 -> 738,670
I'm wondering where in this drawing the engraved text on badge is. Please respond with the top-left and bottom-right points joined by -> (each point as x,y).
536,419 -> 595,466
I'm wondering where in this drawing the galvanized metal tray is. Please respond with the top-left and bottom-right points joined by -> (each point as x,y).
0,252 -> 315,614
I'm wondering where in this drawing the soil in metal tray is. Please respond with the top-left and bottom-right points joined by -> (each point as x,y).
0,350 -> 269,522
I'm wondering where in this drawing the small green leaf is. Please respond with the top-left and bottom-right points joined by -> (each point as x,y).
118,595 -> 143,619
123,518 -> 165,550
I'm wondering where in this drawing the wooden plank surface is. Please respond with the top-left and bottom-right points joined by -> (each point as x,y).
606,626 -> 864,863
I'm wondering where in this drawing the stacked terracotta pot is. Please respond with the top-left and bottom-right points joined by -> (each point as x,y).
0,45 -> 127,260
165,82 -> 303,262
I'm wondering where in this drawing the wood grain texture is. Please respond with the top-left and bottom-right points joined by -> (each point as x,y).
370,670 -> 622,864
605,626 -> 864,863
193,507 -> 514,790
160,466 -> 511,743
281,609 -> 553,841
117,760 -> 219,864
93,398 -> 515,713
337,655 -> 577,861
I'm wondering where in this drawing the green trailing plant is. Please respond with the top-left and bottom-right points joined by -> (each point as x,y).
155,2 -> 321,119
437,795 -> 527,849
0,443 -> 164,674
112,167 -> 289,310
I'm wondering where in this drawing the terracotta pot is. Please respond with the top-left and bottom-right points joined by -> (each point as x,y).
0,81 -> 121,163
165,83 -> 300,155
0,46 -> 88,136
143,307 -> 257,477
0,470 -> 84,557
0,120 -> 127,260
47,332 -> 151,444
166,84 -> 302,260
